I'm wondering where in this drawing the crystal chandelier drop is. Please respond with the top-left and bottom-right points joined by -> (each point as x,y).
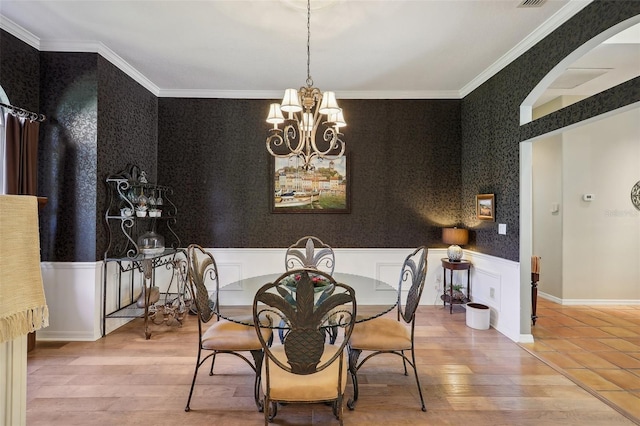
266,0 -> 346,170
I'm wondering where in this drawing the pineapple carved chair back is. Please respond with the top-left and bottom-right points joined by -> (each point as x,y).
252,268 -> 356,425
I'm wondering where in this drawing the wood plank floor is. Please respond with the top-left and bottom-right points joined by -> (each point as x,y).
521,298 -> 640,424
27,305 -> 637,425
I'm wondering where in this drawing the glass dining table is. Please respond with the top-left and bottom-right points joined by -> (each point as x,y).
216,272 -> 398,328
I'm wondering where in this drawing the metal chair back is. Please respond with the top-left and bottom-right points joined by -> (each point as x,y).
285,236 -> 335,275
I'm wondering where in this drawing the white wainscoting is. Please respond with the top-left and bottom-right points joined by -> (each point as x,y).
37,248 -> 524,342
39,262 -> 102,341
462,252 -> 523,342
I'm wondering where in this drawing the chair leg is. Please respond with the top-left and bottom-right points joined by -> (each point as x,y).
209,352 -> 217,375
347,347 -> 361,410
250,349 -> 265,412
336,394 -> 344,425
409,348 -> 426,412
185,350 -> 203,412
401,349 -> 408,375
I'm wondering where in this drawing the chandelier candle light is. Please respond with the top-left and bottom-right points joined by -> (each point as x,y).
266,0 -> 346,170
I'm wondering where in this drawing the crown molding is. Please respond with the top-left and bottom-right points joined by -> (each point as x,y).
459,0 -> 593,98
157,89 -> 283,99
2,1 -> 591,101
158,88 -> 461,99
38,39 -> 160,96
0,15 -> 40,49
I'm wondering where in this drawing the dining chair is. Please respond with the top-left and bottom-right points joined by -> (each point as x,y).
184,244 -> 272,413
347,246 -> 428,412
253,268 -> 356,425
285,236 -> 335,275
284,236 -> 338,343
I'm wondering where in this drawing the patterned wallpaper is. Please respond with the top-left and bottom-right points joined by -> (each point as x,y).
38,52 -> 99,262
3,0 -> 638,260
461,0 -> 640,261
0,30 -> 39,112
96,56 -> 158,259
158,98 -> 462,248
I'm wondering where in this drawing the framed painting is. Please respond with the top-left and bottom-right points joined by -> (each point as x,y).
270,154 -> 350,213
476,194 -> 495,221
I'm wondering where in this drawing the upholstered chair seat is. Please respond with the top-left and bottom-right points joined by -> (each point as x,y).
201,318 -> 269,351
262,344 -> 348,401
349,317 -> 411,351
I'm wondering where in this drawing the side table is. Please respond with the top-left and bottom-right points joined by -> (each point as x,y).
441,258 -> 472,314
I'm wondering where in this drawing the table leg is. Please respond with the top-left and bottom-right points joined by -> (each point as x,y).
442,266 -> 446,309
449,269 -> 454,314
466,269 -> 470,302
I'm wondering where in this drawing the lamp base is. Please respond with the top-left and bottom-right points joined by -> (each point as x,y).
447,244 -> 463,262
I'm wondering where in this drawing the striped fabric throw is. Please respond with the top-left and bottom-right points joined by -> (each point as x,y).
0,195 -> 49,343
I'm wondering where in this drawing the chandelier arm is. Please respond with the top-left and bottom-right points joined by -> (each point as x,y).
310,127 -> 344,157
283,119 -> 305,155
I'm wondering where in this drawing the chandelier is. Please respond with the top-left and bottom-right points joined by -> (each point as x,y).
266,0 -> 346,170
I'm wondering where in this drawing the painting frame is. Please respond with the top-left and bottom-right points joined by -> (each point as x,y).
270,154 -> 351,214
476,193 -> 495,221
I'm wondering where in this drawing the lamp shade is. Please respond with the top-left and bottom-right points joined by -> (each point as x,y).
319,91 -> 340,114
443,228 -> 469,245
328,108 -> 346,129
266,103 -> 284,125
280,88 -> 302,113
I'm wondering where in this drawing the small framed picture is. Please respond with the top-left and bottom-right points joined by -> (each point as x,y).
476,194 -> 495,221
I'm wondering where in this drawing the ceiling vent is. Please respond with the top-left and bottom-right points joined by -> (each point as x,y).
518,0 -> 547,7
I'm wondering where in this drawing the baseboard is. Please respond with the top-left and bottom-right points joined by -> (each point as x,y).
540,292 -> 640,305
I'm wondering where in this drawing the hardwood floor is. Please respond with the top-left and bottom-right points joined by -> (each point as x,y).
27,305 -> 637,425
521,298 -> 640,424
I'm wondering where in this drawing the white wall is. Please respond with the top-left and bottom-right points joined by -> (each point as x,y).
38,248 -> 525,342
532,134 -> 563,298
533,107 -> 640,303
562,107 -> 640,301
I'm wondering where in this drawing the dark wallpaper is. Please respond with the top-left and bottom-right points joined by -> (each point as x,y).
96,56 -> 158,259
0,30 -> 39,112
461,0 -> 640,261
158,98 -> 462,248
2,0 -> 638,262
38,52 -> 99,262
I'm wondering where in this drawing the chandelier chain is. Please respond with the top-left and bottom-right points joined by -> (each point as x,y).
306,0 -> 313,87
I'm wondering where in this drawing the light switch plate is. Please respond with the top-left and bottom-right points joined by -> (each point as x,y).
498,223 -> 507,235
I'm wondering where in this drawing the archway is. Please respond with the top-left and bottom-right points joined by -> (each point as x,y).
519,15 -> 640,337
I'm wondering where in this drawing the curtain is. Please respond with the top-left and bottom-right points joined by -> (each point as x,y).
5,114 -> 39,195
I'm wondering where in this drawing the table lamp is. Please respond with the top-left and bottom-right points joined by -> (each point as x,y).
443,227 -> 469,262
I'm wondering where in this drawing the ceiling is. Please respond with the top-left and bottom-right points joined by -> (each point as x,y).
0,0 -> 637,104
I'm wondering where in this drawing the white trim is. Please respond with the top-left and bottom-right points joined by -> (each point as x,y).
539,292 -> 640,305
539,291 -> 563,305
520,14 -> 640,125
157,88 -> 462,100
461,0 -> 593,98
1,1 -> 590,101
519,334 -> 535,344
0,15 -> 39,49
38,40 -> 160,96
